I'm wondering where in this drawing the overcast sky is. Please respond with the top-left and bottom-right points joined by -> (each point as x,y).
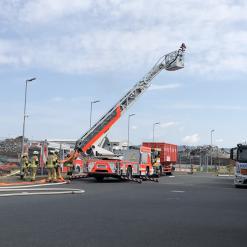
0,0 -> 246,147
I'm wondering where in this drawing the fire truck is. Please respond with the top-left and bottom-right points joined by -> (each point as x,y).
66,44 -> 186,181
86,146 -> 154,182
230,144 -> 247,187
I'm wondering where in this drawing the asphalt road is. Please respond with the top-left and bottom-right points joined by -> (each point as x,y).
0,174 -> 246,247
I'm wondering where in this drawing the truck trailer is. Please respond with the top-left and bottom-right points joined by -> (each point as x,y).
143,142 -> 177,175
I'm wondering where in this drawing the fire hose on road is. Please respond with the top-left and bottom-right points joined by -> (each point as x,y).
0,182 -> 85,197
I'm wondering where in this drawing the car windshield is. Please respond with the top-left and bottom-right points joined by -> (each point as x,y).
238,148 -> 247,162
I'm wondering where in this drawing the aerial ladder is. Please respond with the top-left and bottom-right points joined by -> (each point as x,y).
67,43 -> 186,162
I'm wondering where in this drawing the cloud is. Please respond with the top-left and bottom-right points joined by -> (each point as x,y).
131,125 -> 137,130
20,0 -> 92,24
182,134 -> 200,145
0,0 -> 247,75
51,97 -> 64,102
160,122 -> 178,128
149,83 -> 181,91
50,96 -> 90,103
216,139 -> 224,143
167,104 -> 244,111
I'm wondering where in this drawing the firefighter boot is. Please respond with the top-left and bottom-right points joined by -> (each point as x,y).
56,166 -> 64,181
52,167 -> 57,183
31,167 -> 37,182
47,168 -> 52,182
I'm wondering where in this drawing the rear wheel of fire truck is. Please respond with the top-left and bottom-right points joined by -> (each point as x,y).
159,166 -> 163,176
126,166 -> 132,179
75,166 -> 80,173
146,166 -> 150,177
95,176 -> 104,182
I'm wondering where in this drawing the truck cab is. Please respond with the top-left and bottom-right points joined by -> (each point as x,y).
230,144 -> 247,187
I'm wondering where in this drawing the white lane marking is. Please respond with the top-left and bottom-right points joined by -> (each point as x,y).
0,181 -> 68,189
168,176 -> 175,178
0,188 -> 81,192
171,190 -> 185,193
0,189 -> 85,197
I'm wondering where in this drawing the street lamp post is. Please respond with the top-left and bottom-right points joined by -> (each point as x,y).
210,129 -> 215,147
21,77 -> 36,155
127,114 -> 135,148
152,122 -> 160,142
210,129 -> 215,170
90,100 -> 100,128
20,77 -> 36,177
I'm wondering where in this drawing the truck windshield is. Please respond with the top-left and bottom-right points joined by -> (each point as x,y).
238,148 -> 247,162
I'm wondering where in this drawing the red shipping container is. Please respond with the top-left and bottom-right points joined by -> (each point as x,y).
142,142 -> 177,164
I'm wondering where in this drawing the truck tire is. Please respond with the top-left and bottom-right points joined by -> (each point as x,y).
67,171 -> 73,176
75,166 -> 80,173
95,176 -> 104,182
126,167 -> 132,179
146,166 -> 150,177
159,166 -> 163,176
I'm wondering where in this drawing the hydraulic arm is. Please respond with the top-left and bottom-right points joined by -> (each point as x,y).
75,43 -> 186,154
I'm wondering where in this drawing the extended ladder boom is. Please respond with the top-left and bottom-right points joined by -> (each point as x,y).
75,44 -> 186,154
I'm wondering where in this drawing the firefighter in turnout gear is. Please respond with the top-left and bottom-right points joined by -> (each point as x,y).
46,150 -> 57,182
30,151 -> 39,181
54,150 -> 63,181
21,153 -> 29,180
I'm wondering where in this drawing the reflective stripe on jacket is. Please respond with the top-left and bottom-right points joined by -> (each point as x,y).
46,154 -> 56,168
30,155 -> 39,168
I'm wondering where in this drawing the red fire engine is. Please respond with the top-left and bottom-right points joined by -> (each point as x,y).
64,44 -> 186,181
86,146 -> 154,182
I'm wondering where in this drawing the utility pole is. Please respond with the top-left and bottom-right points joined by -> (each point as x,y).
210,129 -> 215,170
20,77 -> 36,177
152,122 -> 160,142
90,100 -> 100,128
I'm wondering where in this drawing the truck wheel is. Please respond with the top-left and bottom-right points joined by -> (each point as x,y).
126,167 -> 132,179
146,167 -> 150,177
95,177 -> 104,182
159,166 -> 163,176
75,166 -> 80,173
67,171 -> 73,176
